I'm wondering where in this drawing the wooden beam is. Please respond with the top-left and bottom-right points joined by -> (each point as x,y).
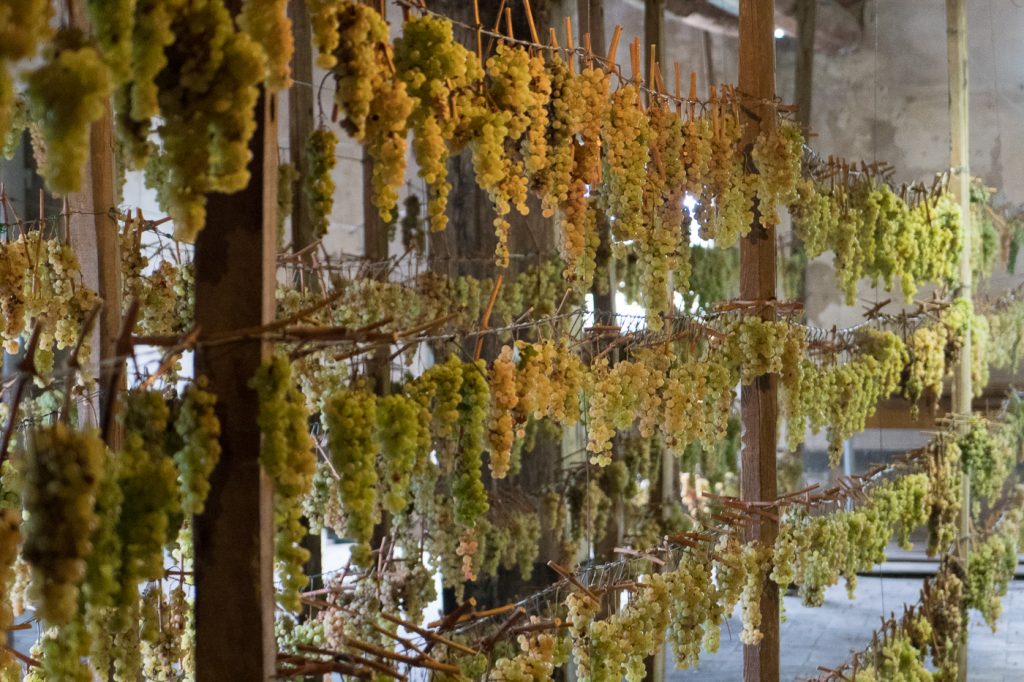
193,88 -> 277,681
640,0 -> 861,55
738,1 -> 779,681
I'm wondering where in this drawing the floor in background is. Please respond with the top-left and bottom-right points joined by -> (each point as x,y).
669,576 -> 1024,682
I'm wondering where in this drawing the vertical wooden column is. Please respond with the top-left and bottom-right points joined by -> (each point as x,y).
193,89 -> 278,681
738,1 -> 779,682
288,0 -> 316,252
946,1 -> 971,679
67,5 -> 122,435
794,0 -> 816,131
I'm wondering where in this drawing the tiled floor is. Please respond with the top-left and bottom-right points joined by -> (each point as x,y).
669,577 -> 1024,681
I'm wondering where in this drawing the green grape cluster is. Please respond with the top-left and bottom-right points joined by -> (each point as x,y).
923,558 -> 965,681
123,0 -> 266,240
681,116 -> 713,196
305,126 -> 338,239
87,0 -> 134,84
965,513 -> 1020,631
324,387 -> 379,567
790,179 -> 962,305
116,0 -> 173,166
566,591 -> 599,680
140,583 -> 188,680
721,315 -> 807,386
536,56 -> 575,218
0,508 -> 19,673
173,377 -> 222,515
116,390 -> 181,593
366,76 -> 413,222
772,473 -> 931,606
666,552 -> 715,669
24,31 -> 111,195
750,121 -> 804,228
958,417 -> 1010,506
586,355 -> 665,464
376,394 -> 428,515
326,0 -> 389,140
28,619 -> 92,682
453,360 -> 490,528
854,615 -> 934,682
21,424 -> 105,625
786,329 -> 907,462
250,357 -> 317,609
601,84 -> 651,250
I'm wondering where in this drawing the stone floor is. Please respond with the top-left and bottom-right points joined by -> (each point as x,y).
669,577 -> 1024,681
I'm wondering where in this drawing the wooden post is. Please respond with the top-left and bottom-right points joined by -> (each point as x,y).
67,5 -> 122,440
794,0 -> 816,131
193,89 -> 278,681
288,0 -> 316,253
738,1 -> 779,682
946,1 -> 971,679
286,8 -> 325,679
644,3 -> 668,682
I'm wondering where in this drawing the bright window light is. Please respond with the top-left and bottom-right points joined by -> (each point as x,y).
774,27 -> 786,39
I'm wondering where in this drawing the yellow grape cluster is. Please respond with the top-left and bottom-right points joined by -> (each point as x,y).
490,624 -> 567,682
0,232 -> 100,372
394,14 -> 481,232
305,126 -> 338,238
0,509 -> 17,678
513,339 -> 585,427
640,101 -> 689,329
697,102 -> 753,247
601,85 -> 650,250
486,346 -> 519,479
0,0 -> 51,152
318,0 -> 387,137
250,357 -> 317,609
238,0 -> 294,91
